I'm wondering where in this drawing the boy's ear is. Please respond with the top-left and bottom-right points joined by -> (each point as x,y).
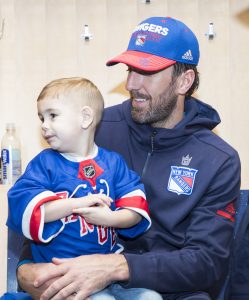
81,106 -> 94,129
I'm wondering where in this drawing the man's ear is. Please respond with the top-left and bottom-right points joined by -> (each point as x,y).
81,106 -> 94,129
177,69 -> 195,95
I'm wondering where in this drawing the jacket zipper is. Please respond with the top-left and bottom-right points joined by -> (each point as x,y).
141,130 -> 157,179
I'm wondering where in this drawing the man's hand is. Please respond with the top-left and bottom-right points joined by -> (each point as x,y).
34,254 -> 129,300
17,262 -> 60,300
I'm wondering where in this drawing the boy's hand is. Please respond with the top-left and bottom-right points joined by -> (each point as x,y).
74,193 -> 112,209
73,203 -> 114,226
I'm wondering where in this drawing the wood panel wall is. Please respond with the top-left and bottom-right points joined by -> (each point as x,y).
0,0 -> 249,189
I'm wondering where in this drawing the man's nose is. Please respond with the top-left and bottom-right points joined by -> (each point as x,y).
126,71 -> 144,91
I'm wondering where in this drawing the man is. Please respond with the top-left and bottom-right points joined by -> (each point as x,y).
17,16 -> 240,300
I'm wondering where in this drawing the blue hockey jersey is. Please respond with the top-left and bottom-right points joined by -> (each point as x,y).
7,147 -> 151,263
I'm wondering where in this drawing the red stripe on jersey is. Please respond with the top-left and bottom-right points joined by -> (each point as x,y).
115,196 -> 150,215
216,210 -> 235,222
30,195 -> 61,242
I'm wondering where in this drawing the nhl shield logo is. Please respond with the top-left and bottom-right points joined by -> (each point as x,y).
167,166 -> 198,195
83,165 -> 95,179
78,159 -> 104,186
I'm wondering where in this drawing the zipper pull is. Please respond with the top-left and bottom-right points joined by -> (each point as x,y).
150,130 -> 157,154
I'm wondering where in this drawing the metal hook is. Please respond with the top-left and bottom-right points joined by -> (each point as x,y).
81,24 -> 93,41
205,22 -> 216,40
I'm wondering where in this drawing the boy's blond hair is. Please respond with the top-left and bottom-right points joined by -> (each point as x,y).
37,77 -> 104,125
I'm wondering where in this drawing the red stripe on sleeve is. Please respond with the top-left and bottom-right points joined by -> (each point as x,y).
30,195 -> 61,242
115,196 -> 150,215
216,210 -> 235,222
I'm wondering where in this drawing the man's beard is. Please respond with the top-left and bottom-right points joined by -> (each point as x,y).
130,81 -> 178,126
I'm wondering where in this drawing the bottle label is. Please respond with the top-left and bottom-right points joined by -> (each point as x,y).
1,148 -> 21,184
1,149 -> 10,182
2,149 -> 10,164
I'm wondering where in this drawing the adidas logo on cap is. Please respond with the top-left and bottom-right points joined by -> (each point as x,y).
182,50 -> 193,61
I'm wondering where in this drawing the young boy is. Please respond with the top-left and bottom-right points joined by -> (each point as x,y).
7,77 -> 162,300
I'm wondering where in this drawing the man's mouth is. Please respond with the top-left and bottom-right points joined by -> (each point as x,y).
133,98 -> 147,102
130,90 -> 150,102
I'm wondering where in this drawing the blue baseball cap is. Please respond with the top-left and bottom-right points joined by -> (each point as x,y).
106,16 -> 199,71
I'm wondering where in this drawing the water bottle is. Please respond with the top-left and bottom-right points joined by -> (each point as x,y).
0,153 -> 2,184
1,123 -> 22,184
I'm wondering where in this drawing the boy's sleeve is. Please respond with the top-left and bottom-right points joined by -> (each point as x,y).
7,153 -> 65,243
113,154 -> 151,238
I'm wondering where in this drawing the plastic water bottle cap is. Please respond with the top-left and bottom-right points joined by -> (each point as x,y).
6,123 -> 15,130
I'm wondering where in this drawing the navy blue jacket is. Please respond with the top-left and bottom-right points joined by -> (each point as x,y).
95,97 -> 241,298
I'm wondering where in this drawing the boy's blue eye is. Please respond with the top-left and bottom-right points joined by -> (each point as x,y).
50,113 -> 57,119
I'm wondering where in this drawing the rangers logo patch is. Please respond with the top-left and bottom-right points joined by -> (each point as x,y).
136,34 -> 146,46
167,166 -> 198,195
83,165 -> 95,178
